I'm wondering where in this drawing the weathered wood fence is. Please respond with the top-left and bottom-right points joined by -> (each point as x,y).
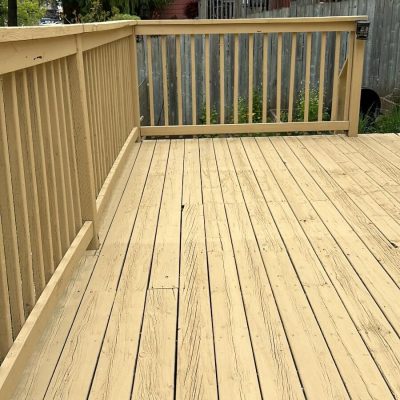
214,0 -> 400,99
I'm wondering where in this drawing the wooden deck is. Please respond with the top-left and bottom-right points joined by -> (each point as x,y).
10,133 -> 400,400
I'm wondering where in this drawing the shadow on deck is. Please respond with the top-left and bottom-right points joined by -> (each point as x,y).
6,133 -> 400,400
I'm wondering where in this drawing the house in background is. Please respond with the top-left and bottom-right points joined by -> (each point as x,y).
158,0 -> 198,19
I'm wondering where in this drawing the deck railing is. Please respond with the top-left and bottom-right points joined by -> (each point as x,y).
0,21 -> 140,364
136,17 -> 367,137
0,16 -> 366,370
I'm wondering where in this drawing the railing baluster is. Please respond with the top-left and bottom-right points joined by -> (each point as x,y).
276,32 -> 283,122
331,32 -> 341,121
205,34 -> 211,125
348,36 -> 366,136
248,33 -> 254,124
85,52 -> 100,193
0,216 -> 13,359
219,34 -> 225,124
61,59 -> 82,234
176,35 -> 183,126
0,76 -> 25,334
234,33 -> 239,124
318,32 -> 327,122
47,62 -> 70,250
68,35 -> 99,249
161,36 -> 169,126
19,69 -> 46,294
190,35 -> 197,125
288,32 -> 297,123
344,32 -> 355,121
304,33 -> 312,123
262,33 -> 268,123
37,63 -> 62,265
147,37 -> 155,126
31,66 -> 55,280
3,72 -> 36,315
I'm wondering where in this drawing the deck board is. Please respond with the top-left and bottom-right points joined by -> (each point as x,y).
9,134 -> 400,400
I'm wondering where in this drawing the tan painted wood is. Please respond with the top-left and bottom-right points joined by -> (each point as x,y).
224,138 -> 350,399
17,70 -> 46,295
61,58 -> 83,232
87,141 -> 167,400
348,39 -> 366,136
205,34 -> 211,125
100,45 -> 112,172
288,32 -> 297,123
54,59 -> 77,241
132,140 -> 183,399
304,33 -> 312,122
29,66 -> 55,281
92,47 -> 107,183
131,289 -> 178,398
219,34 -> 225,124
85,51 -> 100,194
0,20 -> 137,43
96,128 -> 139,219
132,30 -> 145,137
262,33 -> 268,123
344,32 -> 355,121
161,35 -> 169,126
148,140 -> 183,289
176,139 -> 218,400
80,26 -> 132,52
304,137 -> 400,248
0,18 -> 365,43
11,142 -> 141,400
141,121 -> 349,136
199,139 -> 264,399
68,36 -> 99,249
248,33 -> 254,123
358,135 -> 400,173
147,37 -> 155,126
318,32 -> 327,122
47,61 -> 70,252
255,137 -> 397,398
2,72 -> 36,316
0,216 -> 13,361
135,19 -> 364,36
331,32 -> 341,121
44,141 -> 158,399
234,33 -> 239,124
36,63 -> 63,266
190,34 -> 197,124
212,138 -> 307,399
0,222 -> 93,400
284,137 -> 400,324
0,35 -> 77,75
276,32 -> 282,122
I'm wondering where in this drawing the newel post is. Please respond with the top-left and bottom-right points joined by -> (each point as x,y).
68,35 -> 100,249
348,20 -> 369,137
130,25 -> 142,140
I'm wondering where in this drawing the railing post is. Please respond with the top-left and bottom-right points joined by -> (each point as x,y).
130,26 -> 142,141
348,25 -> 367,137
68,35 -> 99,249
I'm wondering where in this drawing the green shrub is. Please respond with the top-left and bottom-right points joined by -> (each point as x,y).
199,104 -> 219,125
374,106 -> 400,133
